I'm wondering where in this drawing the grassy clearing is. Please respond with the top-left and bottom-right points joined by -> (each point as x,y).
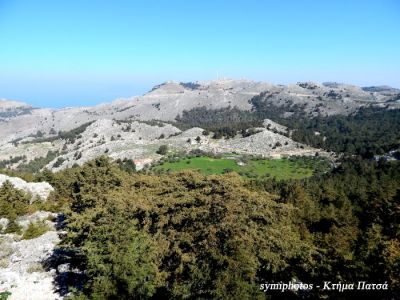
152,156 -> 330,180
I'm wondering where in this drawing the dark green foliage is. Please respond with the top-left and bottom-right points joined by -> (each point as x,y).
0,180 -> 30,220
137,120 -> 165,127
289,108 -> 400,158
15,151 -> 59,173
249,93 -> 400,157
0,291 -> 11,300
253,158 -> 400,297
249,92 -> 307,122
0,168 -> 35,182
59,158 -> 311,299
49,121 -> 94,143
52,156 -> 400,299
180,82 -> 201,90
33,130 -> 44,138
175,106 -> 262,139
53,157 -> 66,168
22,221 -> 49,239
4,220 -> 22,234
241,127 -> 262,137
0,155 -> 26,169
116,158 -> 136,173
72,213 -> 162,299
66,156 -> 124,214
26,121 -> 94,144
169,98 -> 281,142
156,145 -> 168,155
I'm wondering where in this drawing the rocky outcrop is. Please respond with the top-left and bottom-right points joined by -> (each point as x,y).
0,79 -> 397,171
16,211 -> 58,230
263,119 -> 288,134
1,79 -> 399,145
0,212 -> 62,300
0,174 -> 54,202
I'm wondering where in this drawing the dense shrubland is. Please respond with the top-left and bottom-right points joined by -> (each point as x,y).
175,106 -> 262,139
21,155 -> 395,299
16,151 -> 60,173
289,107 -> 400,158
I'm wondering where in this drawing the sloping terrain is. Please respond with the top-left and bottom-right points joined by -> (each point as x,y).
0,79 -> 398,171
1,79 -> 399,144
0,177 -> 64,300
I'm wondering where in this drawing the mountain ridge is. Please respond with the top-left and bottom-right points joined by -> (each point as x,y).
1,79 -> 399,171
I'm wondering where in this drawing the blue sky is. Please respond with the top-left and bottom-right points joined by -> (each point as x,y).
0,0 -> 399,107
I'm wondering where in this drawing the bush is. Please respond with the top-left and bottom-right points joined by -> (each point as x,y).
26,263 -> 44,273
52,157 -> 65,168
0,291 -> 11,300
156,145 -> 168,155
0,181 -> 30,220
4,221 -> 22,234
22,221 -> 49,240
0,258 -> 9,268
116,158 -> 136,173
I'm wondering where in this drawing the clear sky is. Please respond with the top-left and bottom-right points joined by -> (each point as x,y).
0,0 -> 399,107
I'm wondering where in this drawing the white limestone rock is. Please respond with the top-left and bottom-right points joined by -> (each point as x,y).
0,212 -> 62,300
0,174 -> 54,202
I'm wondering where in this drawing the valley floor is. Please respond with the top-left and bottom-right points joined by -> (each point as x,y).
152,155 -> 331,180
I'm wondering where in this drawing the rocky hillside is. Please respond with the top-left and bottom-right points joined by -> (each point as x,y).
0,177 -> 65,300
0,79 -> 398,171
0,212 -> 62,300
1,79 -> 399,144
0,118 -> 320,171
0,99 -> 34,121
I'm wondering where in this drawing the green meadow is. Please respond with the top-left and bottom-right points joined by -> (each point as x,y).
152,156 -> 330,180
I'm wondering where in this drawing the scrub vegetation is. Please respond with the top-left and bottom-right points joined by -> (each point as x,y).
20,155 -> 396,299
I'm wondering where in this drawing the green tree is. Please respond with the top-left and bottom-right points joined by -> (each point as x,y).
156,145 -> 168,155
0,180 -> 30,220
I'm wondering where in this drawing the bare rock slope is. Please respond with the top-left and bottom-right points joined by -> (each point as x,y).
0,79 -> 398,170
1,79 -> 398,145
0,179 -> 63,300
